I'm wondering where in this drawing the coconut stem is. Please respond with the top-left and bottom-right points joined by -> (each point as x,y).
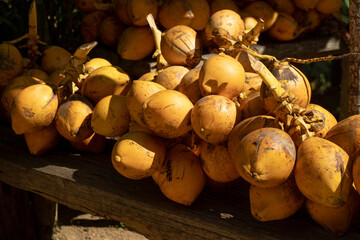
239,18 -> 265,47
146,13 -> 168,70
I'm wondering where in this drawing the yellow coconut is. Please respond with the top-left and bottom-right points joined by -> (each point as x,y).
315,0 -> 342,14
199,53 -> 245,99
81,10 -> 107,42
81,65 -> 131,104
138,71 -> 158,81
237,92 -> 267,121
233,127 -> 296,188
91,95 -> 130,137
209,0 -> 240,15
113,0 -> 158,26
250,176 -> 304,222
40,46 -> 71,74
267,13 -> 305,41
295,137 -> 352,208
84,58 -> 112,75
111,131 -> 166,180
200,141 -> 239,183
24,121 -> 61,155
117,26 -> 155,61
267,0 -> 296,15
21,69 -> 49,82
11,84 -> 58,135
306,187 -> 360,236
69,132 -> 106,153
155,65 -> 189,90
294,0 -> 320,11
161,25 -> 202,68
158,0 -> 210,30
191,95 -> 237,144
55,94 -> 94,141
228,115 -> 282,158
155,143 -> 206,205
0,43 -> 23,86
100,15 -> 126,47
260,61 -> 311,121
175,67 -> 202,104
1,75 -> 44,116
243,1 -> 278,31
126,80 -> 166,127
325,114 -> 360,160
142,89 -> 193,138
203,9 -> 245,49
352,152 -> 360,195
289,103 -> 338,148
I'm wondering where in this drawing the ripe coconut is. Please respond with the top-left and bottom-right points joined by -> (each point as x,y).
199,53 -> 245,99
99,15 -> 126,47
142,89 -> 193,138
55,94 -> 94,142
81,65 -> 131,104
158,0 -> 210,30
175,67 -> 202,104
155,144 -> 206,206
233,127 -> 296,188
191,95 -> 237,144
239,11 -> 258,32
0,43 -> 23,86
243,1 -> 278,31
315,0 -> 342,15
113,0 -> 158,26
161,25 -> 202,68
40,46 -> 71,74
203,9 -> 245,49
250,177 -> 304,222
237,92 -> 267,121
126,80 -> 166,127
155,65 -> 189,90
91,95 -> 130,137
138,71 -> 158,81
209,0 -> 240,15
294,9 -> 322,34
200,141 -> 239,183
111,131 -> 166,180
69,132 -> 106,153
295,137 -> 352,208
228,115 -> 281,158
117,26 -> 155,61
325,114 -> 360,160
24,121 -> 61,155
267,13 -> 305,41
21,69 -> 49,82
267,0 -> 296,15
11,84 -> 58,135
289,103 -> 337,148
353,153 -> 360,195
1,75 -> 44,117
81,10 -> 107,42
260,61 -> 311,121
74,0 -> 107,13
294,0 -> 320,11
306,187 -> 360,236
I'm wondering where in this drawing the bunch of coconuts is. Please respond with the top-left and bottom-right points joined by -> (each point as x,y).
1,0 -> 359,236
75,0 -> 344,62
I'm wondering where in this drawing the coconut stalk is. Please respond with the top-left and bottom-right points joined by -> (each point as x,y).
56,41 -> 98,101
146,13 -> 168,71
6,0 -> 46,67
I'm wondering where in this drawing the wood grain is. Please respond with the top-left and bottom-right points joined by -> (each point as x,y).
0,121 -> 359,240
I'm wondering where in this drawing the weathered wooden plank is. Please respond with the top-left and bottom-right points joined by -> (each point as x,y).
0,121 -> 359,240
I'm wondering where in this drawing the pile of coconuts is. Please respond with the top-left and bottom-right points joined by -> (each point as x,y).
1,0 -> 359,237
76,0 -> 344,62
